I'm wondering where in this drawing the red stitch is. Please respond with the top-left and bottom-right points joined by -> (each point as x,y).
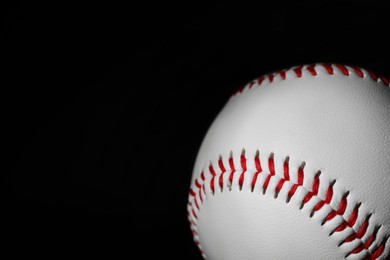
251,171 -> 261,191
229,171 -> 235,187
195,179 -> 202,189
331,195 -> 355,234
351,66 -> 364,78
210,176 -> 215,194
323,64 -> 334,74
257,76 -> 265,85
234,85 -> 245,95
283,158 -> 290,180
324,190 -> 347,223
288,165 -> 304,198
313,181 -> 333,212
369,240 -> 386,260
380,76 -> 389,86
218,156 -> 227,191
263,176 -> 272,192
241,151 -> 247,171
251,153 -> 262,191
313,200 -> 327,212
209,164 -> 216,177
294,66 -> 303,78
279,70 -> 286,80
350,231 -> 377,255
288,183 -> 299,198
337,194 -> 348,215
306,64 -> 317,76
218,156 -> 226,172
334,221 -> 348,233
201,171 -> 205,181
189,189 -> 196,197
303,172 -> 320,205
365,232 -> 377,249
275,158 -> 290,195
262,155 -> 275,192
303,192 -> 314,205
268,74 -> 274,83
199,186 -> 203,202
275,179 -> 286,195
248,81 -> 255,89
347,204 -> 360,227
336,64 -> 349,75
239,171 -> 246,190
343,216 -> 370,243
368,70 -> 379,81
219,172 -> 225,191
209,163 -> 217,194
255,151 -> 262,172
194,197 -> 200,210
229,154 -> 235,171
322,210 -> 335,226
268,155 -> 275,175
192,208 -> 198,219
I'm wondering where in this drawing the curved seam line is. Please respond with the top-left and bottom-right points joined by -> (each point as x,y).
188,159 -> 387,259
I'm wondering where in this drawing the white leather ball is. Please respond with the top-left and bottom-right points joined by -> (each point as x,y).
188,64 -> 390,260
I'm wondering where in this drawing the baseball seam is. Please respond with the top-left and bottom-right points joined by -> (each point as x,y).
188,150 -> 388,259
233,63 -> 389,96
189,64 -> 390,259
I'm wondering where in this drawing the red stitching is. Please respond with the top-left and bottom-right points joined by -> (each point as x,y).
229,153 -> 235,171
195,179 -> 201,189
248,81 -> 255,89
346,227 -> 382,258
275,157 -> 290,196
351,66 -> 364,78
240,150 -> 247,171
268,74 -> 274,83
323,64 -> 334,75
238,151 -> 247,190
218,156 -> 226,191
279,70 -> 287,80
198,184 -> 203,203
189,188 -> 196,197
251,151 -> 262,192
254,150 -> 262,172
294,66 -> 303,78
369,237 -> 388,260
218,156 -> 226,172
232,64 -> 389,96
311,180 -> 335,214
209,164 -> 217,194
188,151 -> 388,259
336,64 -> 349,75
324,190 -> 347,223
380,76 -> 389,85
287,163 -> 305,201
302,171 -> 320,206
368,70 -> 379,81
342,214 -> 371,245
257,75 -> 265,85
262,154 -> 275,193
306,64 -> 317,76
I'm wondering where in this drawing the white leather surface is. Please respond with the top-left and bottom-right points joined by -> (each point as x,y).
189,64 -> 390,259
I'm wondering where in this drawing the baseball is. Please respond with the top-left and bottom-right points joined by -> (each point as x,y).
188,64 -> 390,259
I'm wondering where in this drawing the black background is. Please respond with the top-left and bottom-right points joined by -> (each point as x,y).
5,3 -> 390,259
